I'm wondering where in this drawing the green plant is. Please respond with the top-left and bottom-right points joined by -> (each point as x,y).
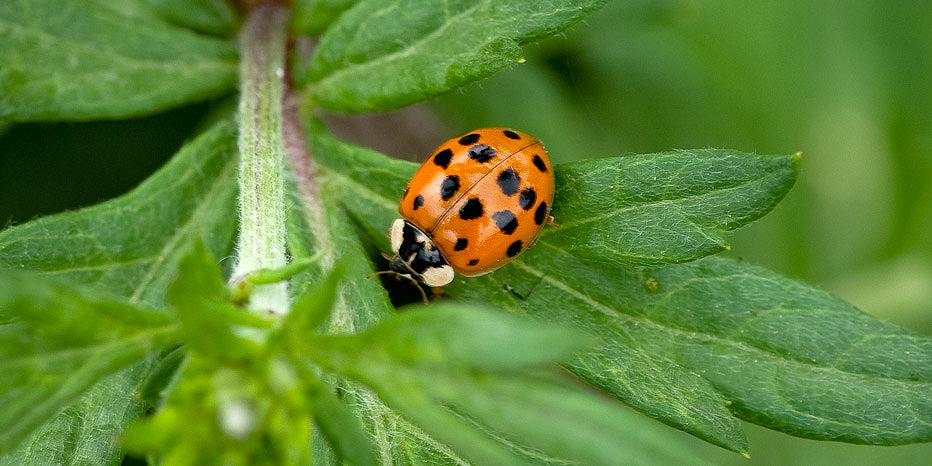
1,0 -> 929,465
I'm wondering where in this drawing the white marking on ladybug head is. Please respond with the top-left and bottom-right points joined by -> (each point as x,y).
389,218 -> 405,254
421,264 -> 454,287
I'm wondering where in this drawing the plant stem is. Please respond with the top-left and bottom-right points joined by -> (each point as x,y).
234,3 -> 290,315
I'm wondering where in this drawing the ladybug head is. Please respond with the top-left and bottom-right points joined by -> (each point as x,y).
388,218 -> 454,287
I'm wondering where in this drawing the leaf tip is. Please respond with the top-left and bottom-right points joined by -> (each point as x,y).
793,151 -> 803,162
517,57 -> 527,64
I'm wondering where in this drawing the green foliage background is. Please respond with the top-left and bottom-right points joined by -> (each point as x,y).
0,1 -> 930,465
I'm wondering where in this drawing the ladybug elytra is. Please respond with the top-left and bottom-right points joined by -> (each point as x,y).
388,128 -> 555,287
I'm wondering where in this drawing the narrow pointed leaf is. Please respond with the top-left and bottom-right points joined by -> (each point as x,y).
0,269 -> 177,451
0,0 -> 237,120
169,242 -> 273,364
302,0 -> 609,112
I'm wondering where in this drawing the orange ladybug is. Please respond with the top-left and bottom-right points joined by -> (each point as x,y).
389,128 -> 554,287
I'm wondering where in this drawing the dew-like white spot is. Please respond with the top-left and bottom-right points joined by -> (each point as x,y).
219,400 -> 256,440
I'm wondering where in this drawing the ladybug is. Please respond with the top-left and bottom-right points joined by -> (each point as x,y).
388,128 -> 554,287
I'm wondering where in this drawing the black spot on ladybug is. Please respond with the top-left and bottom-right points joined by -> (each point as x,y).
467,258 -> 480,266
433,148 -> 453,168
459,133 -> 480,145
440,175 -> 460,201
506,240 -> 523,257
519,187 -> 536,210
413,194 -> 424,210
459,198 -> 484,220
402,186 -> 409,200
492,210 -> 518,234
534,201 -> 548,225
496,167 -> 520,196
468,144 -> 496,163
454,238 -> 468,251
503,129 -> 521,139
532,154 -> 547,172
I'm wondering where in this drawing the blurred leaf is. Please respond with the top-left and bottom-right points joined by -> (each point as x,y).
293,0 -> 358,35
284,260 -> 347,336
0,0 -> 237,121
302,304 -> 706,466
305,377 -> 379,466
312,129 -> 932,450
0,119 -> 238,464
302,0 -> 608,113
168,241 -> 273,365
0,269 -> 177,452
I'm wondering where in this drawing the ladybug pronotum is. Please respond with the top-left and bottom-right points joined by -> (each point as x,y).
388,128 -> 555,287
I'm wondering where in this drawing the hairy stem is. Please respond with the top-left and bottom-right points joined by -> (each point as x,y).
234,3 -> 290,315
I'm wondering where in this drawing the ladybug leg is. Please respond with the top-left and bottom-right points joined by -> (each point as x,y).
546,215 -> 559,227
407,277 -> 430,304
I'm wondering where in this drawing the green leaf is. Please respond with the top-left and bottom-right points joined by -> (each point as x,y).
285,260 -> 348,335
137,0 -> 238,36
447,371 -> 710,466
545,150 -> 800,265
0,269 -> 177,452
311,130 -> 932,450
293,0 -> 358,35
0,119 -> 239,305
454,251 -> 932,447
285,149 -> 395,334
303,0 -> 609,112
306,378 -> 379,466
304,304 -> 706,466
631,257 -> 932,445
169,241 -> 274,365
317,304 -> 587,371
0,359 -> 165,466
0,0 -> 237,121
0,119 -> 238,464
